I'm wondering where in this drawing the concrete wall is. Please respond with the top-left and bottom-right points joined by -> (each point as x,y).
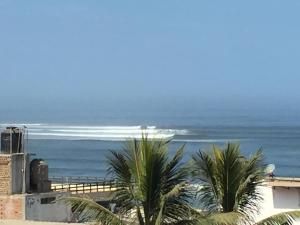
0,153 -> 71,222
0,192 -> 71,222
11,154 -> 30,194
0,154 -> 30,195
25,192 -> 72,222
0,195 -> 24,220
257,186 -> 300,225
11,154 -> 24,194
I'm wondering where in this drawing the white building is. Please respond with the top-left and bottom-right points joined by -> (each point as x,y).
257,177 -> 300,224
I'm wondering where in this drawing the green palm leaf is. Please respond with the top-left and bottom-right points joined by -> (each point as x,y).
191,143 -> 264,216
63,136 -> 195,225
62,196 -> 123,225
256,210 -> 300,225
190,143 -> 268,225
191,209 -> 242,225
190,143 -> 300,225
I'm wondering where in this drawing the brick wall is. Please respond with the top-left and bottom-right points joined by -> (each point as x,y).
0,195 -> 24,219
0,155 -> 12,195
0,155 -> 24,219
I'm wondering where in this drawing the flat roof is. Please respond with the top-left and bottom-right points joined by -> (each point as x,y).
265,177 -> 300,188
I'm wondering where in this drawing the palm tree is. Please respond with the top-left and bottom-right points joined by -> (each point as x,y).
191,143 -> 300,225
64,137 -> 195,225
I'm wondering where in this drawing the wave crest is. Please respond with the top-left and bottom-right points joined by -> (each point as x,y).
0,124 -> 188,141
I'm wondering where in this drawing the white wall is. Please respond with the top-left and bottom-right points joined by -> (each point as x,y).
257,186 -> 300,225
25,192 -> 72,222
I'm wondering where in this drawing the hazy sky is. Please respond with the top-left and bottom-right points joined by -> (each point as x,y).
1,1 -> 300,116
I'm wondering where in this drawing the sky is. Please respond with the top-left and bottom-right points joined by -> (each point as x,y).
1,1 -> 300,120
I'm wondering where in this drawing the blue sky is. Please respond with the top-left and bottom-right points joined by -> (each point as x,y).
1,1 -> 300,116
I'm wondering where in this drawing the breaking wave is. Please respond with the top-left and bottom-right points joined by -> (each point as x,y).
0,124 -> 189,141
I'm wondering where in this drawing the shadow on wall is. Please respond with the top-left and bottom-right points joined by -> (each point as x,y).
273,187 -> 300,209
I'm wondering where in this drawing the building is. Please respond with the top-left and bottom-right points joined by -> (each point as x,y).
257,177 -> 300,224
0,127 -> 71,222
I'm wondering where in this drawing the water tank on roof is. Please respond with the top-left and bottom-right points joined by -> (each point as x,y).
30,159 -> 51,193
1,127 -> 24,154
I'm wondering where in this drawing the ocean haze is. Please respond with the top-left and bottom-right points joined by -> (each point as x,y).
1,1 -> 300,177
1,0 -> 300,111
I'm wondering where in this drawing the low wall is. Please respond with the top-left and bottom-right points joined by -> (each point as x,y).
0,192 -> 71,222
25,192 -> 72,222
0,195 -> 24,220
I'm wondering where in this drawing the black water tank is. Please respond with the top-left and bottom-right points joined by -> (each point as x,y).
30,159 -> 51,193
1,127 -> 23,154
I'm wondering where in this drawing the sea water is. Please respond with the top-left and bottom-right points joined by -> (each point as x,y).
1,108 -> 300,178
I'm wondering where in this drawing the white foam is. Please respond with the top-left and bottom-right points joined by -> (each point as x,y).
146,126 -> 156,129
0,124 -> 190,141
30,125 -> 143,130
29,132 -> 174,141
49,129 -> 163,134
166,129 -> 190,135
173,139 -> 241,143
0,123 -> 43,127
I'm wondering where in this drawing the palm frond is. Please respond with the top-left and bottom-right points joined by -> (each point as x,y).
63,137 -> 198,225
155,182 -> 193,225
191,143 -> 265,217
256,210 -> 300,225
236,149 -> 265,218
107,151 -> 132,184
191,150 -> 220,212
61,196 -> 123,225
207,211 -> 243,225
108,137 -> 193,225
159,147 -> 194,224
191,209 -> 242,225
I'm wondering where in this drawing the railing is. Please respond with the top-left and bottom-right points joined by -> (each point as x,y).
50,176 -> 117,194
50,176 -> 107,184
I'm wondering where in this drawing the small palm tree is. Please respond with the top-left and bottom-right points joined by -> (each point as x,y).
191,143 -> 300,225
64,137 -> 195,225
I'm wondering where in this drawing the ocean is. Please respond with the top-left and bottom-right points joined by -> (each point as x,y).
1,108 -> 300,178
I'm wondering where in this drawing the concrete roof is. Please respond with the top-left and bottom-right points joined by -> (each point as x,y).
265,177 -> 300,188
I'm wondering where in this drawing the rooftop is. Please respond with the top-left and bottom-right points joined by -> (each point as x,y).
265,177 -> 300,188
